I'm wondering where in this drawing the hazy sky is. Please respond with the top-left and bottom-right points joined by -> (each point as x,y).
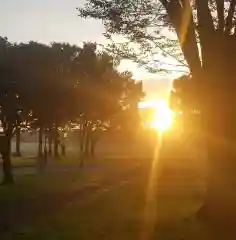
0,0 -> 174,100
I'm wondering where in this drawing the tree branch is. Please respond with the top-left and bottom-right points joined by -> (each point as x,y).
160,0 -> 201,75
195,0 -> 215,64
215,0 -> 225,33
196,0 -> 215,33
225,0 -> 236,34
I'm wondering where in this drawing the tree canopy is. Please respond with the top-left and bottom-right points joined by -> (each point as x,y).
170,74 -> 198,114
79,0 -> 236,76
0,37 -> 144,183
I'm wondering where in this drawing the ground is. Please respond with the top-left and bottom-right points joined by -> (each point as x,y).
0,134 -> 224,239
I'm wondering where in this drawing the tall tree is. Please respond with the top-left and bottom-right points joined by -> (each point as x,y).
73,43 -> 128,157
0,38 -> 22,184
13,111 -> 23,157
17,41 -> 80,159
79,0 -> 236,226
114,72 -> 145,134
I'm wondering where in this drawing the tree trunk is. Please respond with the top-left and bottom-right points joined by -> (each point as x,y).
198,77 -> 236,236
85,122 -> 93,157
48,129 -> 52,156
1,133 -> 14,184
38,127 -> 43,158
53,128 -> 59,158
61,145 -> 66,157
80,133 -> 85,152
43,135 -> 48,165
15,125 -> 21,157
79,123 -> 86,167
60,130 -> 66,157
84,132 -> 90,157
90,139 -> 95,157
90,130 -> 98,157
80,122 -> 86,153
54,139 -> 59,158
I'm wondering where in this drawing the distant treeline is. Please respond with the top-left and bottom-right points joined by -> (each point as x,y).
0,37 -> 144,183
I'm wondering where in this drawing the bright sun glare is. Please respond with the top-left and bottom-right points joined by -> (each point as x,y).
139,99 -> 175,132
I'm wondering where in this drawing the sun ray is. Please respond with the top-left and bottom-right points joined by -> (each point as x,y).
139,98 -> 175,239
141,132 -> 164,240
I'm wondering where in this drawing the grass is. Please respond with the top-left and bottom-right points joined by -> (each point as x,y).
11,157 -> 36,166
0,171 -> 147,239
0,153 -> 226,240
0,170 -> 87,239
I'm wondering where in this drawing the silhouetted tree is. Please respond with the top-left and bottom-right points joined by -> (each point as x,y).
111,72 -> 145,138
79,0 -> 236,225
17,42 -> 79,159
0,37 -> 21,184
13,112 -> 22,157
73,43 -> 122,158
0,37 -> 144,181
70,43 -> 145,159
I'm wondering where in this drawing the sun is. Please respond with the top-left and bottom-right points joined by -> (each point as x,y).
151,99 -> 175,132
139,99 -> 175,132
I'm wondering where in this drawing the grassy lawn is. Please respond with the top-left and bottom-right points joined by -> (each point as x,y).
11,155 -> 79,166
0,153 -> 225,240
11,157 -> 36,166
0,170 -> 90,239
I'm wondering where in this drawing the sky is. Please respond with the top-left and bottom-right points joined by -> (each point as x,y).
0,0 -> 178,100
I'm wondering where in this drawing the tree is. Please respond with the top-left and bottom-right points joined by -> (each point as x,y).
170,74 -> 199,115
17,41 -> 80,159
113,72 -> 145,135
170,74 -> 201,143
0,38 -> 22,184
12,111 -> 23,157
79,0 -> 236,227
72,42 -> 129,158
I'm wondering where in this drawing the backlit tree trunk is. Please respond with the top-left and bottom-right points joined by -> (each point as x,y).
90,132 -> 97,157
48,128 -> 52,156
38,127 -> 43,158
84,130 -> 90,157
53,128 -> 59,158
80,120 -> 86,153
61,144 -> 66,157
15,125 -> 21,157
1,124 -> 14,184
43,134 -> 48,165
198,66 -> 236,232
162,0 -> 236,229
